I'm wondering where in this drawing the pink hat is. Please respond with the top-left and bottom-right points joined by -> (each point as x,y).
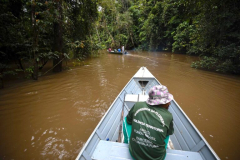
146,85 -> 173,105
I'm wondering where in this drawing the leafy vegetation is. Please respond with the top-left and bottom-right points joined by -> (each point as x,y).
96,0 -> 240,74
1,0 -> 239,88
0,0 -> 99,88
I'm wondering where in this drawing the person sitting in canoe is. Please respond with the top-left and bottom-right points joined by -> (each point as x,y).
123,85 -> 174,160
117,48 -> 121,52
108,47 -> 112,52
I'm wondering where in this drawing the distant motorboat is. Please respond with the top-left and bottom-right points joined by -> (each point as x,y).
107,50 -> 128,55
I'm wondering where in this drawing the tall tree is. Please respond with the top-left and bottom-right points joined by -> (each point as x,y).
53,0 -> 63,72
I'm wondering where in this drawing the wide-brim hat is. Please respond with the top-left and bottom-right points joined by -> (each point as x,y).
146,85 -> 173,105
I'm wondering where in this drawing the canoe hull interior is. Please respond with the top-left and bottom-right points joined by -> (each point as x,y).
76,67 -> 219,160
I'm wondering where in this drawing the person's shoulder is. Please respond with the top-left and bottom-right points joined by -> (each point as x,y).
134,102 -> 148,108
135,101 -> 147,106
163,108 -> 172,115
157,107 -> 173,117
135,102 -> 145,104
164,109 -> 173,120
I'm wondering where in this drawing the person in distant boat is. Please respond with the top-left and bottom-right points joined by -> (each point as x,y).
114,49 -> 117,52
108,47 -> 112,52
123,85 -> 174,160
117,48 -> 121,52
121,45 -> 125,53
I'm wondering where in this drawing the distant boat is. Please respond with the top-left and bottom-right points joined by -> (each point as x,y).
107,50 -> 128,54
76,67 -> 220,160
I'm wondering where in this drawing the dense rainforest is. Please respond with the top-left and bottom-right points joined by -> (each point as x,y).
1,0 -> 240,88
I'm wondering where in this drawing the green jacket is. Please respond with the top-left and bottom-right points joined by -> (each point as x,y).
127,102 -> 174,160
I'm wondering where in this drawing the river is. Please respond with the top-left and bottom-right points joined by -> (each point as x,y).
0,51 -> 239,160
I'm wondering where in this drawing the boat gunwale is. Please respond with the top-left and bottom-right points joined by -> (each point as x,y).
76,67 -> 220,160
154,78 -> 220,160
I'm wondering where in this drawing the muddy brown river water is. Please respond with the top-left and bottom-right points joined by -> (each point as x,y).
0,51 -> 240,160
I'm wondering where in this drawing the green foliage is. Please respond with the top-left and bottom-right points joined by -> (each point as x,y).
95,0 -> 136,49
172,21 -> 192,52
0,0 -> 99,86
25,66 -> 34,78
192,56 -> 240,74
175,0 -> 240,73
0,63 -> 16,79
97,0 -> 239,73
0,70 -> 18,79
1,0 -> 240,84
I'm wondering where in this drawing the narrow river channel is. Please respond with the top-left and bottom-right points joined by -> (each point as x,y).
0,51 -> 239,159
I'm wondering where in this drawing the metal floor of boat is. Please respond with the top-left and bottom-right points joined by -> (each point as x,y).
91,140 -> 203,160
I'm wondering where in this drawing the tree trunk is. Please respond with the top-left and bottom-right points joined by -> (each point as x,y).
53,0 -> 63,72
127,26 -> 135,48
18,59 -> 24,70
31,0 -> 38,80
95,26 -> 101,43
39,59 -> 48,70
0,77 -> 3,89
32,60 -> 38,80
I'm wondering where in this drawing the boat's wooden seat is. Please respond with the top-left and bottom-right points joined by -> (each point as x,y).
91,140 -> 204,160
125,94 -> 149,102
124,94 -> 149,109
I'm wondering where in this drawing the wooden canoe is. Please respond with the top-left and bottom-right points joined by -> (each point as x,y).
76,67 -> 220,160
